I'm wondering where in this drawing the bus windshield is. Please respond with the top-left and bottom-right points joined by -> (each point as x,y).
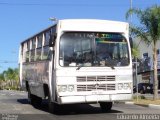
59,32 -> 129,67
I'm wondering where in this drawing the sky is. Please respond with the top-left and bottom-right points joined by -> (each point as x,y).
0,0 -> 159,73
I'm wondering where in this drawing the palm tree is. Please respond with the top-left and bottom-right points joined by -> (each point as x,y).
13,68 -> 19,81
132,42 -> 140,58
126,5 -> 160,100
0,73 -> 4,81
4,68 -> 14,80
3,68 -> 19,90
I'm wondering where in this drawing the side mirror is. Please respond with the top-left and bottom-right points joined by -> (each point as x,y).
129,37 -> 133,49
49,33 -> 56,47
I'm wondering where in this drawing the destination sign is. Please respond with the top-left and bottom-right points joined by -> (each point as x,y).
95,33 -> 126,43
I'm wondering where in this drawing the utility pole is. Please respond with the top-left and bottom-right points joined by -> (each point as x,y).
130,0 -> 132,10
130,0 -> 133,23
129,0 -> 139,101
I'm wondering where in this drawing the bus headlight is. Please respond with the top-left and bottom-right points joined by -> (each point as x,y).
117,83 -> 132,90
124,83 -> 129,89
68,85 -> 74,92
118,83 -> 123,90
58,85 -> 67,92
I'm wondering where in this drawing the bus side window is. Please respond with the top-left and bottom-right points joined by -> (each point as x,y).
25,41 -> 30,62
42,46 -> 50,60
36,35 -> 43,61
36,48 -> 42,61
25,51 -> 30,62
30,38 -> 36,62
42,31 -> 50,60
44,31 -> 50,46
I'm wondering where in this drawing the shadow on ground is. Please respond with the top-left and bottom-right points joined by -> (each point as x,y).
17,99 -> 29,104
17,99 -> 123,115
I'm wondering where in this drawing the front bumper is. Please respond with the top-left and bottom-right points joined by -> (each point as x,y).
58,94 -> 132,104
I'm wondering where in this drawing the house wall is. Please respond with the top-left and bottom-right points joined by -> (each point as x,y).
134,38 -> 160,86
134,38 -> 160,69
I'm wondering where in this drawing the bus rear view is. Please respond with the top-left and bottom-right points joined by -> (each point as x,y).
19,19 -> 133,113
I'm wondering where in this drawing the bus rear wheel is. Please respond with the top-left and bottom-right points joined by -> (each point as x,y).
28,87 -> 42,107
99,102 -> 112,112
28,87 -> 34,105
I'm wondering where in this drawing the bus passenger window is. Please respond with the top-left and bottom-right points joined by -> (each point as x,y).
37,35 -> 43,48
27,41 -> 30,51
25,51 -> 29,62
30,50 -> 35,61
36,35 -> 43,61
42,46 -> 50,60
30,38 -> 36,62
31,38 -> 36,49
41,30 -> 51,60
36,48 -> 42,61
44,31 -> 50,46
25,42 -> 30,62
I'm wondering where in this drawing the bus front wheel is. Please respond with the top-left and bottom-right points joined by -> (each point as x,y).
48,93 -> 59,114
99,102 -> 112,112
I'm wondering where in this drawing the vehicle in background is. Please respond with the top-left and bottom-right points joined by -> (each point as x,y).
133,83 -> 153,94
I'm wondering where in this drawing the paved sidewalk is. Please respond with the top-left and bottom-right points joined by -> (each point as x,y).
125,101 -> 160,109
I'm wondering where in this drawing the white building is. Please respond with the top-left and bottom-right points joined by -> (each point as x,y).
134,38 -> 160,87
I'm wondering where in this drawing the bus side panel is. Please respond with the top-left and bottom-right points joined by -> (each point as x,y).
22,61 -> 49,98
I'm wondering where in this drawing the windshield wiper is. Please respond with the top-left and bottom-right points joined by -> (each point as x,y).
76,64 -> 83,70
111,66 -> 115,70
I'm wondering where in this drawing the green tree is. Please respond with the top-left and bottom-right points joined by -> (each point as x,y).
13,68 -> 19,81
2,68 -> 19,90
132,42 -> 140,58
0,73 -> 4,81
4,68 -> 19,81
126,5 -> 160,100
0,72 -> 5,89
4,68 -> 14,80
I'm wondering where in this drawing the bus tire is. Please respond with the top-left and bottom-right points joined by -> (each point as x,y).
33,96 -> 42,108
28,87 -> 42,107
99,102 -> 112,112
48,93 -> 59,113
28,87 -> 34,105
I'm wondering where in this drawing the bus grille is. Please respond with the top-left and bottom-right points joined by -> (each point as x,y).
76,76 -> 116,92
77,76 -> 115,82
77,84 -> 115,92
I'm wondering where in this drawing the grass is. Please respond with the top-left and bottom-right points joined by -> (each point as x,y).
132,95 -> 160,105
133,99 -> 160,105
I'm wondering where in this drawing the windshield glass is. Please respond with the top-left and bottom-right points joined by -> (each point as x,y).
59,32 -> 129,67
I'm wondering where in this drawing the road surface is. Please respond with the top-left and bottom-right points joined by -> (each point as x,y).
0,90 -> 160,120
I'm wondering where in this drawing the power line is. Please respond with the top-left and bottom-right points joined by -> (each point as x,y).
0,2 -> 51,6
0,2 -> 156,8
0,2 -> 145,7
0,2 -> 107,6
0,61 -> 17,63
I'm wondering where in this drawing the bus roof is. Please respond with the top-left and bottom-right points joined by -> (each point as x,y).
58,19 -> 129,33
21,24 -> 55,44
21,19 -> 129,44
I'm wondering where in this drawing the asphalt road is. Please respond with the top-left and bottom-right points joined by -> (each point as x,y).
0,90 -> 160,120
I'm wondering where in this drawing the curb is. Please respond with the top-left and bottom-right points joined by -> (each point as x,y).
125,101 -> 134,105
124,101 -> 160,109
148,104 -> 160,109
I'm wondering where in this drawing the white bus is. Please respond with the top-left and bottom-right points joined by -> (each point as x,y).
19,19 -> 133,113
